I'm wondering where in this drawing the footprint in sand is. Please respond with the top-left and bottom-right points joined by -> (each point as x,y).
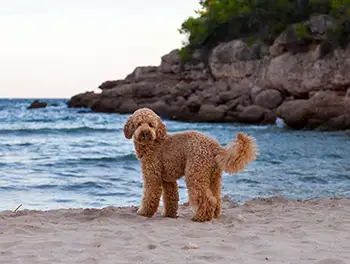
315,259 -> 346,264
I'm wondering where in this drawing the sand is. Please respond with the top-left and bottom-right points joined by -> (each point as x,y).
0,196 -> 349,264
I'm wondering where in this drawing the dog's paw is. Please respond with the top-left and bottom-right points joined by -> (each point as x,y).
213,208 -> 222,219
136,207 -> 153,218
191,215 -> 213,222
161,210 -> 178,218
136,207 -> 146,216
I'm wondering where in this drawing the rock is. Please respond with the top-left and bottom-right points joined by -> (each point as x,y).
269,24 -> 306,56
253,89 -> 284,109
238,105 -> 270,124
67,15 -> 350,131
160,49 -> 181,74
91,97 -> 120,113
263,110 -> 277,125
319,115 -> 350,131
27,100 -> 48,109
182,243 -> 199,250
179,62 -> 211,81
210,40 -> 265,63
147,244 -> 157,250
118,99 -> 139,114
276,100 -> 310,129
266,47 -> 350,96
345,88 -> 350,110
308,91 -> 345,121
172,82 -> 196,98
307,15 -> 337,40
250,86 -> 264,100
186,94 -> 202,114
126,66 -> 158,81
67,92 -> 101,108
276,90 -> 349,130
209,40 -> 269,81
306,118 -> 326,129
197,104 -> 229,122
98,80 -> 122,90
269,15 -> 337,57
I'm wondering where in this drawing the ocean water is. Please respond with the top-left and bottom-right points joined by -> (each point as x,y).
0,99 -> 349,211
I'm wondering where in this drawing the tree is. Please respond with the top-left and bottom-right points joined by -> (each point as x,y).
178,0 -> 350,61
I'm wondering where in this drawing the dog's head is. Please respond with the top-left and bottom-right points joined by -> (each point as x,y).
123,108 -> 167,144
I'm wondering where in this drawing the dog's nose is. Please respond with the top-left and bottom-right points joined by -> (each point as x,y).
142,131 -> 148,137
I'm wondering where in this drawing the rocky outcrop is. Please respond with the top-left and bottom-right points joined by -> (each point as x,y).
27,100 -> 60,109
67,92 -> 101,109
68,15 -> 350,131
28,100 -> 48,109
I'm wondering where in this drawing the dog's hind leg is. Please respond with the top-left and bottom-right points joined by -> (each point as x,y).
210,168 -> 223,218
161,181 -> 179,218
185,164 -> 217,222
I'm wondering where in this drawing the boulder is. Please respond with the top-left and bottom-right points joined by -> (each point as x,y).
67,92 -> 101,108
186,94 -> 202,114
269,15 -> 337,57
209,40 -> 269,81
27,100 -> 48,109
237,105 -> 275,124
126,66 -> 159,81
98,80 -> 122,90
210,39 -> 266,63
253,89 -> 284,109
276,90 -> 350,130
197,104 -> 228,122
160,49 -> 181,74
319,115 -> 350,131
308,91 -> 345,121
266,47 -> 350,96
276,100 -> 310,129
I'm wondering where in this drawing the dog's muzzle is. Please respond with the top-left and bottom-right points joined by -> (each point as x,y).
137,129 -> 153,141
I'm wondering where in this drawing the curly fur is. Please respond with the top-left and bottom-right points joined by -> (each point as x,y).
124,108 -> 258,222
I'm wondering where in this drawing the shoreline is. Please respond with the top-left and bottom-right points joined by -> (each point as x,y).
1,195 -> 349,213
1,196 -> 349,264
2,194 -> 349,214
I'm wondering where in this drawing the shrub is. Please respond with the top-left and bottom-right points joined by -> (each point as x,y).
178,0 -> 350,61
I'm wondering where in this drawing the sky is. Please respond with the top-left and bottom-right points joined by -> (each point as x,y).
0,0 -> 200,98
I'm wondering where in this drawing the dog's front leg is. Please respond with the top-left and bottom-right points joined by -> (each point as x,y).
137,171 -> 162,218
161,181 -> 179,218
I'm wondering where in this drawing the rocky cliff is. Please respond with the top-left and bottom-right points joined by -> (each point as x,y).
68,15 -> 350,131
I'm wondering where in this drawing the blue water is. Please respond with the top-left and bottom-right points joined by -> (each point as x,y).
0,99 -> 349,211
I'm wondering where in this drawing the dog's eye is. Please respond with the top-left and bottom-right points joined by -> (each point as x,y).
149,123 -> 153,128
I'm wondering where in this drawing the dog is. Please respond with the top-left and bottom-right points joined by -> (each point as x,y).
123,108 -> 257,221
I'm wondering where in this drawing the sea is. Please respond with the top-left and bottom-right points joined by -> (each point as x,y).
0,98 -> 349,211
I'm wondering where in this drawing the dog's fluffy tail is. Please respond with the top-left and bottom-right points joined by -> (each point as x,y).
215,133 -> 258,174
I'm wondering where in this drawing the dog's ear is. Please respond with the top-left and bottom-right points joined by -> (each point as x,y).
123,115 -> 136,139
156,119 -> 167,139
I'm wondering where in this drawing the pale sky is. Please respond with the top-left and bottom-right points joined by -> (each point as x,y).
0,0 -> 200,98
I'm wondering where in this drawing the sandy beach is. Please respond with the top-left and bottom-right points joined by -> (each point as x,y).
1,196 -> 349,264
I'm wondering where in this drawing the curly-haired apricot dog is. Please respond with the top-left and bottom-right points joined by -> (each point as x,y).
124,108 -> 257,222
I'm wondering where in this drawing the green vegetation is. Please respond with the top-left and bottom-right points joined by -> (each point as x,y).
244,35 -> 260,47
295,24 -> 309,39
178,45 -> 193,62
178,0 -> 350,61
